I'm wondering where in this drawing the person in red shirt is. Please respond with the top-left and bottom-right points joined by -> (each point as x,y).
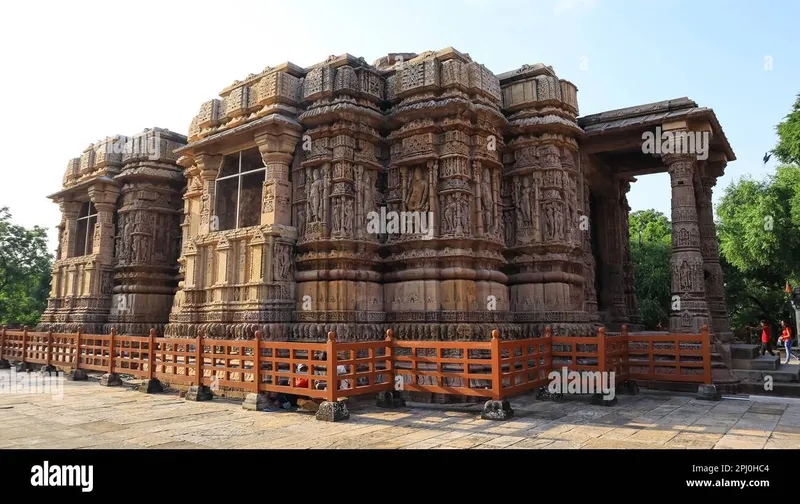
780,320 -> 799,364
760,320 -> 776,356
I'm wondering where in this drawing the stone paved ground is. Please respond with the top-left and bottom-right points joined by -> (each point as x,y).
2,370 -> 800,449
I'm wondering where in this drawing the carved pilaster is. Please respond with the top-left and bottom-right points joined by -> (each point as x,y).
256,130 -> 299,228
665,152 -> 710,333
620,179 -> 641,325
697,169 -> 732,342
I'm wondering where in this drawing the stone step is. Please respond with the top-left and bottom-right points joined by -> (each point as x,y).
737,381 -> 800,398
752,355 -> 780,370
730,344 -> 760,360
731,355 -> 780,370
731,364 -> 800,383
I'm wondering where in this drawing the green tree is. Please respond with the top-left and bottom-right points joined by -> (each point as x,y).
0,207 -> 52,326
629,210 -> 672,329
772,93 -> 800,166
717,166 -> 800,334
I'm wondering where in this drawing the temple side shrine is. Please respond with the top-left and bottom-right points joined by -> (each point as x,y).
37,47 -> 736,371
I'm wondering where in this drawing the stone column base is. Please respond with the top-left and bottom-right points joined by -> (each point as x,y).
376,390 -> 406,408
0,359 -> 10,369
316,401 -> 349,422
696,384 -> 721,401
68,369 -> 88,381
186,385 -> 213,401
138,378 -> 164,394
100,373 -> 122,386
481,399 -> 513,420
242,392 -> 270,410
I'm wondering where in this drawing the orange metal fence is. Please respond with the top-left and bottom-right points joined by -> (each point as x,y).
0,324 -> 713,402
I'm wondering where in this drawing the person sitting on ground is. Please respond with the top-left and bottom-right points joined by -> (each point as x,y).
294,363 -> 309,389
337,363 -> 351,390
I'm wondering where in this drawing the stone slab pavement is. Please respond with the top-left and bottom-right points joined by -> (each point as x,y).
1,370 -> 799,449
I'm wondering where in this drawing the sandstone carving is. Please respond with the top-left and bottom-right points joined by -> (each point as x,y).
40,48 -> 735,349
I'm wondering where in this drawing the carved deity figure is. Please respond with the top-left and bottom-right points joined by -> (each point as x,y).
544,204 -> 555,239
520,177 -> 533,226
554,203 -> 564,239
297,207 -> 306,236
566,177 -> 576,232
405,167 -> 429,212
131,224 -> 141,261
363,171 -> 375,213
121,217 -> 131,259
60,228 -> 69,259
458,193 -> 469,232
274,245 -> 291,281
307,169 -> 324,223
332,198 -> 341,232
679,260 -> 692,291
343,199 -> 353,236
504,211 -> 514,244
481,168 -> 493,230
443,195 -> 456,233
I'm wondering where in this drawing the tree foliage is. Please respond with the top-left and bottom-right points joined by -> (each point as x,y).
772,94 -> 800,166
0,207 -> 52,326
629,210 -> 672,329
716,166 -> 800,333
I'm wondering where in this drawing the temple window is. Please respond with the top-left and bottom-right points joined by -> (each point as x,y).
214,147 -> 264,231
74,202 -> 97,257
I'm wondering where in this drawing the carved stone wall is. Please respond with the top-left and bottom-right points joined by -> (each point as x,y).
42,48 -> 737,344
107,128 -> 186,335
500,64 -> 589,337
293,56 -> 386,342
165,62 -> 304,339
383,50 -> 511,342
39,129 -> 187,334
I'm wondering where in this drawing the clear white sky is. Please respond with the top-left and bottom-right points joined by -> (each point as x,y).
1,0 -> 797,254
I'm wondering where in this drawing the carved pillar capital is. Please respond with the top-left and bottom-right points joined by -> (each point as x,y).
254,130 -> 301,156
60,200 -> 83,219
196,153 -> 223,181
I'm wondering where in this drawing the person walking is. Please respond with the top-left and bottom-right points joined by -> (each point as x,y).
760,320 -> 776,356
780,320 -> 799,364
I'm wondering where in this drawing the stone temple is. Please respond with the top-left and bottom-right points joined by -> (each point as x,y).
38,47 -> 735,365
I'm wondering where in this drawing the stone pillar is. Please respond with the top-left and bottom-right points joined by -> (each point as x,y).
257,131 -> 297,227
61,201 -> 82,259
581,178 -> 598,318
596,182 -> 628,325
196,153 -> 222,235
665,153 -> 710,333
89,198 -> 117,265
255,129 -> 301,324
697,168 -> 733,343
619,179 -> 641,326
